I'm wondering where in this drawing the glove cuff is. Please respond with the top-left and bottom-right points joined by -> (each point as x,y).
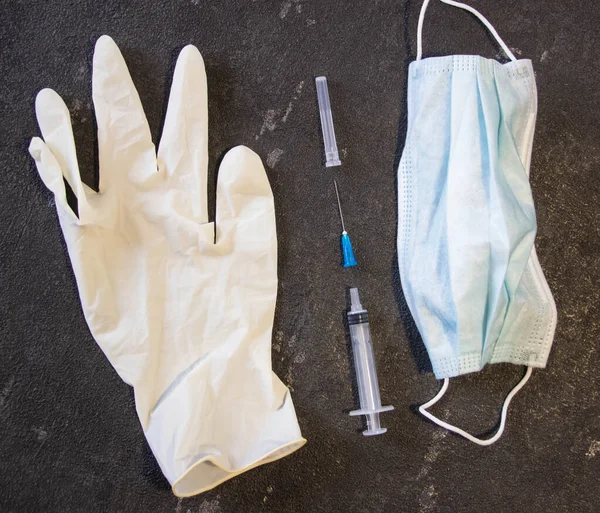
143,364 -> 306,497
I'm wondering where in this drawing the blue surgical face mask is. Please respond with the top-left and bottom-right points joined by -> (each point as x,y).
398,0 -> 557,444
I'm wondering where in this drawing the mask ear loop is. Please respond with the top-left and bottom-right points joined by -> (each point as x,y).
419,366 -> 533,446
416,0 -> 518,62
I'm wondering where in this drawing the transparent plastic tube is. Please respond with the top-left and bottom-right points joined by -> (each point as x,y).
315,76 -> 341,167
347,288 -> 394,435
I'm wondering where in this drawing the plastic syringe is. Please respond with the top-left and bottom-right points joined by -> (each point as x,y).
347,288 -> 394,435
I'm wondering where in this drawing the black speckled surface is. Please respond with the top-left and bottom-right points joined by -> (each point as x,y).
1,1 -> 599,512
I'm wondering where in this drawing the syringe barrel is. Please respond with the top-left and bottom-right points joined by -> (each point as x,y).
348,319 -> 383,413
347,288 -> 393,436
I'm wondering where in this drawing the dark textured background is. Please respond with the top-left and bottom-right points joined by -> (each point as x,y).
1,1 -> 599,512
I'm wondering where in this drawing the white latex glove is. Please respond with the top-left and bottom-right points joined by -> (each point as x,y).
29,35 -> 305,497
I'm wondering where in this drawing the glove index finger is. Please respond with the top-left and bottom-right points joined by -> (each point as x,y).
215,146 -> 276,251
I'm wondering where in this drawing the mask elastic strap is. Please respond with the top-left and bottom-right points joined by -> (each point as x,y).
416,0 -> 518,62
418,366 -> 533,446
